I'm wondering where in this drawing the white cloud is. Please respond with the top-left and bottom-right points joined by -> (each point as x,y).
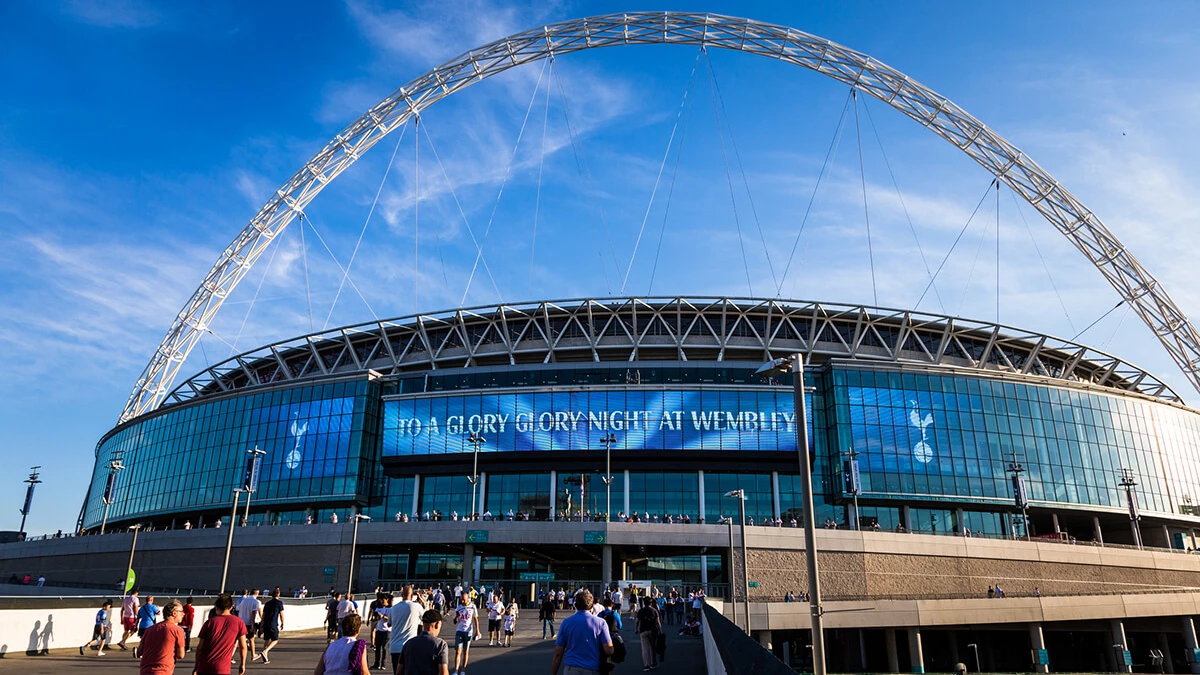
59,0 -> 162,28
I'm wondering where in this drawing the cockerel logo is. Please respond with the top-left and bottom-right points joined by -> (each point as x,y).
287,411 -> 308,470
908,400 -> 934,463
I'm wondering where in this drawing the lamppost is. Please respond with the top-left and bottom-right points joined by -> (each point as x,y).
219,488 -> 244,594
99,459 -> 125,535
600,433 -> 617,521
966,643 -> 981,673
1008,453 -> 1029,540
17,466 -> 42,539
756,355 -> 826,675
124,523 -> 141,594
242,446 -> 266,525
347,514 -> 371,595
724,489 -> 751,634
1119,468 -> 1143,550
467,433 -> 485,519
726,515 -> 737,629
844,448 -> 861,530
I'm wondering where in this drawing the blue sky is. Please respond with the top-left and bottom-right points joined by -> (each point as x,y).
3,1 -> 1199,534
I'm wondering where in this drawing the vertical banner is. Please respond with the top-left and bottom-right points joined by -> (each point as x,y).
1012,474 -> 1028,509
103,472 -> 117,505
843,458 -> 861,495
243,454 -> 263,493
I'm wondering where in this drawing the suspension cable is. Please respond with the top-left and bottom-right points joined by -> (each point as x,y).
1009,189 -> 1076,335
852,90 -> 878,306
1102,303 -> 1133,350
228,223 -> 287,355
462,58 -> 550,306
299,213 -> 314,331
914,179 -> 998,310
860,98 -> 945,313
303,213 -> 378,319
702,49 -> 754,296
530,58 -> 554,298
414,116 -> 419,310
620,51 -> 698,295
1072,299 -> 1124,342
420,118 -> 503,301
323,120 -> 408,329
649,50 -> 703,294
957,195 -> 995,316
777,89 -> 854,296
554,65 -> 620,294
995,180 -> 1000,323
706,51 -> 778,291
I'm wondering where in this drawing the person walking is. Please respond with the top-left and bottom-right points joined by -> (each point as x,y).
551,590 -> 613,675
389,586 -> 425,674
452,592 -> 480,675
234,589 -> 262,659
539,593 -> 557,639
371,593 -> 390,670
501,600 -> 518,647
193,594 -> 248,675
117,588 -> 139,651
314,614 -> 369,675
138,599 -> 185,675
396,609 -> 449,675
133,594 -> 161,657
254,588 -> 285,664
325,592 -> 342,642
634,597 -> 662,671
180,598 -> 195,653
80,599 -> 113,656
486,595 -> 503,646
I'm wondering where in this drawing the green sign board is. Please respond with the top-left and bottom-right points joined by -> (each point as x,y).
467,530 -> 489,543
747,581 -> 759,588
584,531 -> 606,544
1036,649 -> 1050,665
1122,651 -> 1133,667
519,572 -> 557,581
323,566 -> 336,576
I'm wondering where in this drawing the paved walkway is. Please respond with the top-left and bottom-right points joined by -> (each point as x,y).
10,618 -> 705,675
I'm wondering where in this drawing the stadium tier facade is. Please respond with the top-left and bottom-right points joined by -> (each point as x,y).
83,297 -> 1200,551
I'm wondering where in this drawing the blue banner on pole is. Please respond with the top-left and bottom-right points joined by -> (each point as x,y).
243,454 -> 262,493
103,472 -> 117,505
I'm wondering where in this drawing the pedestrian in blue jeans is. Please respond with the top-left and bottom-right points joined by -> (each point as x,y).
540,595 -> 557,639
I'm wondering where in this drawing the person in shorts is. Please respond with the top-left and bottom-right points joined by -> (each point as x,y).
117,589 -> 139,651
234,589 -> 262,658
254,587 -> 284,664
501,602 -> 517,648
80,599 -> 113,656
486,596 -> 503,646
452,593 -> 480,675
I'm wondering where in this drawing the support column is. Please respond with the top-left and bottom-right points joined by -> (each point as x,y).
902,505 -> 912,532
783,641 -> 792,667
758,630 -> 773,650
948,631 -> 959,666
771,471 -> 781,520
477,472 -> 487,515
623,470 -> 631,517
1093,516 -> 1105,546
1160,631 -> 1176,674
602,545 -> 613,586
549,471 -> 556,521
1029,622 -> 1049,674
700,554 -> 709,589
462,544 -> 475,586
1052,512 -> 1061,533
1165,524 -> 1174,549
885,629 -> 900,674
907,627 -> 924,674
698,470 -> 706,523
1191,529 -> 1198,551
956,508 -> 966,535
412,474 -> 421,517
1112,619 -> 1132,673
1181,616 -> 1200,674
1002,512 -> 1012,538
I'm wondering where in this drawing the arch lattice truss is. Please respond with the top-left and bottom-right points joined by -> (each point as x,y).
122,11 -> 1200,423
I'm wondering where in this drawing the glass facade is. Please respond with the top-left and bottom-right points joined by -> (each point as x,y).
627,472 -> 699,520
831,366 -> 1200,516
83,379 -> 378,527
487,472 -> 551,518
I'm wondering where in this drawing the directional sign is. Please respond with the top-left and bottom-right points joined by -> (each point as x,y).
584,531 -> 606,544
323,567 -> 336,576
519,572 -> 556,581
1036,649 -> 1049,666
467,530 -> 489,543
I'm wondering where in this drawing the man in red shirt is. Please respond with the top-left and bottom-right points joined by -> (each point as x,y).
139,599 -> 185,675
193,594 -> 248,675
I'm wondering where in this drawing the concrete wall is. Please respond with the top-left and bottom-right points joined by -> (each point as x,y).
0,597 -> 332,658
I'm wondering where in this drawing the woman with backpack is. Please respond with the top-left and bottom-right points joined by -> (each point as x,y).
313,614 -> 370,675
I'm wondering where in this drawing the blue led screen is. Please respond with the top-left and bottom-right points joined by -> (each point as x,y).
382,389 -> 809,455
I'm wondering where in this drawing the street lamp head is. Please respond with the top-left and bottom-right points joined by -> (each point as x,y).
724,489 -> 745,499
128,523 -> 142,531
755,357 -> 794,378
354,514 -> 371,522
467,433 -> 486,444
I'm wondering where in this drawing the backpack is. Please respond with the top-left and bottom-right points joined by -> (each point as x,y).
602,610 -> 626,664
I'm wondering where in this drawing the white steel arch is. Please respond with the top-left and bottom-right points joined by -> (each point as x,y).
121,11 -> 1200,423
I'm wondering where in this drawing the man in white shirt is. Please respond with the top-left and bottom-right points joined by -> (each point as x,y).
388,585 -> 425,673
487,597 -> 505,645
236,588 -> 264,658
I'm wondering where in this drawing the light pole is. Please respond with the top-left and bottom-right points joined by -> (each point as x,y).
219,488 -> 244,594
844,448 -> 861,530
347,514 -> 371,595
99,460 -> 125,535
967,643 -> 981,673
242,446 -> 266,525
1008,452 -> 1029,540
756,355 -> 826,675
17,466 -> 42,538
124,523 -> 141,594
467,433 -> 485,519
726,515 -> 738,629
724,489 -> 751,634
600,433 -> 617,521
1119,468 -> 1143,550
